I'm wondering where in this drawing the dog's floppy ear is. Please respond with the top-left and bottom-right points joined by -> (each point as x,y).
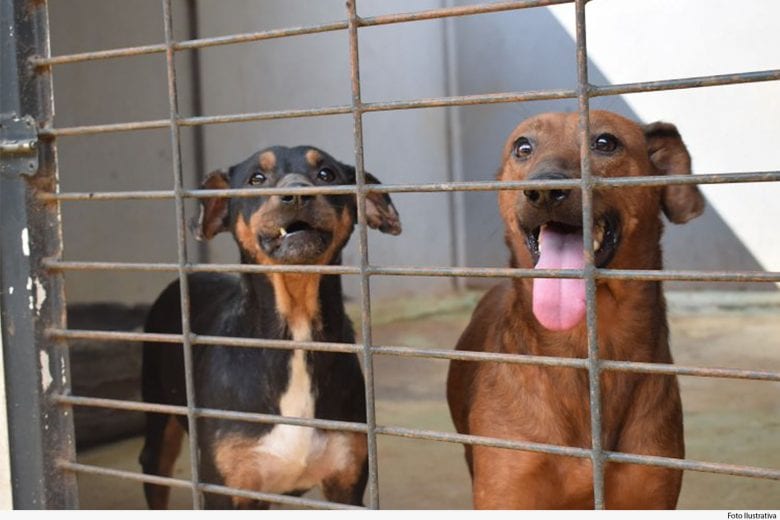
643,122 -> 705,224
341,163 -> 402,235
192,169 -> 231,241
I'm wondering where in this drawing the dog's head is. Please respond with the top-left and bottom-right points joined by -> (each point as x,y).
194,145 -> 402,265
498,110 -> 704,331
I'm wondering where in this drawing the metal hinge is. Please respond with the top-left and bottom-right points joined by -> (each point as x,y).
0,115 -> 39,175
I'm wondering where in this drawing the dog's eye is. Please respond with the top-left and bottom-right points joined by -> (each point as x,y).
249,171 -> 267,185
592,133 -> 620,154
513,137 -> 533,159
317,168 -> 336,183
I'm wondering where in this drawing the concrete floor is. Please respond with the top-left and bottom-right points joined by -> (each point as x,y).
76,290 -> 780,509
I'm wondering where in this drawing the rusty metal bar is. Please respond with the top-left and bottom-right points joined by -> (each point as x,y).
42,258 -> 780,282
35,67 -> 780,138
54,394 -> 368,433
574,0 -> 606,509
161,0 -> 202,508
35,170 -> 780,202
346,0 -> 380,509
58,462 -> 361,510
45,328 -> 780,384
31,1 -> 574,68
54,400 -> 780,482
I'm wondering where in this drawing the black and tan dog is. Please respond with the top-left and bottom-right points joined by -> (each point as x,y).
447,111 -> 704,509
139,146 -> 401,509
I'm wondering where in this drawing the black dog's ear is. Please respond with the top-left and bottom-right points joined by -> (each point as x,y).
192,169 -> 231,241
643,122 -> 705,224
364,172 -> 402,235
341,164 -> 402,235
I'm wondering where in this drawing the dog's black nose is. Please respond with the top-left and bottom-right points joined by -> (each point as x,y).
523,172 -> 571,208
280,181 -> 314,206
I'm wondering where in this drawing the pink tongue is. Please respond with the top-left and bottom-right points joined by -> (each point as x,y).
532,227 -> 586,331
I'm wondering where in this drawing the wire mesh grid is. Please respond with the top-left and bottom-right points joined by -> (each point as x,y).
25,0 -> 780,510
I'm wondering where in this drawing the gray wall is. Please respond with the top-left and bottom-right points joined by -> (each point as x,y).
50,0 -> 201,305
47,1 -> 766,306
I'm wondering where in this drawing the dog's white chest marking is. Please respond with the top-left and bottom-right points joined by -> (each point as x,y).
250,322 -> 352,494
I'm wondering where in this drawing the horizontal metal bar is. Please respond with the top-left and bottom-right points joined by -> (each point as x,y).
31,1 -> 573,68
54,394 -> 368,433
58,462 -> 360,510
596,269 -> 780,283
43,258 -> 780,282
37,67 -> 780,138
46,328 -> 780,383
48,328 -> 362,355
592,69 -> 780,97
378,425 -> 592,459
375,426 -> 780,480
370,266 -> 780,282
37,170 -> 780,203
603,451 -> 780,481
45,259 -> 361,275
58,444 -> 779,508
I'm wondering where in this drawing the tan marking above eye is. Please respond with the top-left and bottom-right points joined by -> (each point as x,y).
305,149 -> 322,167
259,151 -> 276,172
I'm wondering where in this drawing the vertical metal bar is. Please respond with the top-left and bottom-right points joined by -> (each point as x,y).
442,0 -> 467,290
161,0 -> 204,508
574,0 -> 605,509
183,0 -> 209,265
1,0 -> 78,508
345,0 -> 380,509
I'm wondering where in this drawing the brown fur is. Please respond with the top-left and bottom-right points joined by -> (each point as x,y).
145,416 -> 185,509
447,111 -> 704,509
235,205 -> 354,331
305,149 -> 322,167
259,151 -> 277,172
213,431 -> 367,509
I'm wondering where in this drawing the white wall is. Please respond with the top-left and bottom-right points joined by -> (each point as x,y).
548,0 -> 780,274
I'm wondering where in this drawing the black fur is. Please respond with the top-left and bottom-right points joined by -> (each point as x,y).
139,146 -> 399,509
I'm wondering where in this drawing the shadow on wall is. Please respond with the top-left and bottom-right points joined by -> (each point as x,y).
450,4 -> 768,290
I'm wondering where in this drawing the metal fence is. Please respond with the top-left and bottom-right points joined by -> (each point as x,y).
2,0 -> 780,510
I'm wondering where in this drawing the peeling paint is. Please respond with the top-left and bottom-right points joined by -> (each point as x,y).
26,277 -> 33,311
33,277 -> 46,313
21,227 -> 30,256
40,351 -> 53,393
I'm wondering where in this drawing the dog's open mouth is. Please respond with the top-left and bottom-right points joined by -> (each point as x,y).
524,213 -> 620,331
278,220 -> 314,238
261,220 -> 332,263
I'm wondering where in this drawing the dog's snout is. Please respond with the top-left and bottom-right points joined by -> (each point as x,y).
523,172 -> 572,209
277,174 -> 314,207
280,182 -> 313,206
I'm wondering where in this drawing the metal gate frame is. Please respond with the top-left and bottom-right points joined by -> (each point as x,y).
2,0 -> 780,510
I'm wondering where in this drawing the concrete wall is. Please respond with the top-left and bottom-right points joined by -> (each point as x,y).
51,0 -> 456,305
193,0 -> 455,301
49,0 -> 201,305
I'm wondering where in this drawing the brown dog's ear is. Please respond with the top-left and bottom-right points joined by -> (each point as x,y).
192,169 -> 230,241
643,122 -> 705,224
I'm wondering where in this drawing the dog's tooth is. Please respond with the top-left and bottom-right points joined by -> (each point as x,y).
279,227 -> 287,237
593,239 -> 601,252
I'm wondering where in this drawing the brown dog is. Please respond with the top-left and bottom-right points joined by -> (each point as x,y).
446,111 -> 704,509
